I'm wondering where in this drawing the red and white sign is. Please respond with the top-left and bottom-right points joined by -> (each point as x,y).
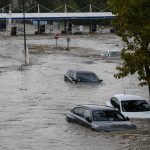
54,33 -> 61,39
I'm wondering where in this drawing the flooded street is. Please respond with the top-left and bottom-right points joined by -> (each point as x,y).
0,33 -> 149,150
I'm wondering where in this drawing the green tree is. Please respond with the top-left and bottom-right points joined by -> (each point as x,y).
108,0 -> 150,96
17,0 -> 78,12
13,0 -> 108,12
0,0 -> 10,7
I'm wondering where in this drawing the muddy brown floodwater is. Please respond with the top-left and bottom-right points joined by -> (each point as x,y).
0,33 -> 149,150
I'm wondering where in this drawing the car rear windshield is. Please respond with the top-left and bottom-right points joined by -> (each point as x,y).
92,110 -> 126,121
121,100 -> 150,112
77,72 -> 99,82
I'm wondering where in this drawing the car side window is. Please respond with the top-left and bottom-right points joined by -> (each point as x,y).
83,109 -> 91,119
67,70 -> 71,76
92,110 -> 107,121
111,98 -> 120,111
69,71 -> 74,78
73,107 -> 86,117
72,72 -> 76,79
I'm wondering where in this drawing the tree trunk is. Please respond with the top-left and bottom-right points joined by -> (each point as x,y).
148,85 -> 150,100
145,65 -> 150,99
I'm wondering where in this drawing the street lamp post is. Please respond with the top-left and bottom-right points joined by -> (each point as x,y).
22,0 -> 29,65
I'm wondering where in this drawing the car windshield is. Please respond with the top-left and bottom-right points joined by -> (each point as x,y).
92,110 -> 126,121
121,100 -> 150,112
77,72 -> 99,82
102,51 -> 120,57
109,51 -> 120,57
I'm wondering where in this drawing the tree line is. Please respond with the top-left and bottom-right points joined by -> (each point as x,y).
0,0 -> 108,12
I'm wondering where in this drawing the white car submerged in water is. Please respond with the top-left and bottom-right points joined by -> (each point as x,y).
106,94 -> 150,119
101,50 -> 121,58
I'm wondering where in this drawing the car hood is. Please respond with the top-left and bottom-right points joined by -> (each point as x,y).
122,111 -> 150,119
91,121 -> 136,132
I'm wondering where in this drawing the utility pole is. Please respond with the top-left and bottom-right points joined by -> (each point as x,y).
38,4 -> 40,34
23,0 -> 29,65
89,4 -> 92,33
8,3 -> 12,36
66,22 -> 70,50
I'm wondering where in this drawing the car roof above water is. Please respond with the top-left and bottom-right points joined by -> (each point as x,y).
77,104 -> 115,111
101,50 -> 121,56
68,69 -> 95,74
113,94 -> 145,101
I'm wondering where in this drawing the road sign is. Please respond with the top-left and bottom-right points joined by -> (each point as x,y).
54,33 -> 61,39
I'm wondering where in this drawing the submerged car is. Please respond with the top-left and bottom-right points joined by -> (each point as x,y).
66,104 -> 136,132
64,70 -> 103,83
101,50 -> 121,58
106,94 -> 150,118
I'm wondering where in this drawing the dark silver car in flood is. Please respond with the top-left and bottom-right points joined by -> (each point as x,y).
64,70 -> 103,83
66,104 -> 136,132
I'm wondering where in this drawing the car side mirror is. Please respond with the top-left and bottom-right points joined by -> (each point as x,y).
99,79 -> 103,82
77,79 -> 80,82
85,117 -> 92,123
72,78 -> 77,83
126,117 -> 130,121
